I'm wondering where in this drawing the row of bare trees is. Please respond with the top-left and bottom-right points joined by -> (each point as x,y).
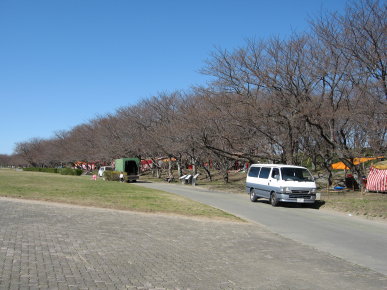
1,0 -> 386,186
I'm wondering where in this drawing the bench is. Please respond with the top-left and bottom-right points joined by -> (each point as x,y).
179,174 -> 193,184
192,173 -> 200,186
179,175 -> 187,184
184,175 -> 192,184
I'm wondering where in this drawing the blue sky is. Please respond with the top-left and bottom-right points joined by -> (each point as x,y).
0,0 -> 347,155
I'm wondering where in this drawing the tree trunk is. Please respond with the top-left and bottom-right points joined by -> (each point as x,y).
203,164 -> 212,181
156,168 -> 161,179
322,163 -> 333,187
192,157 -> 197,175
168,158 -> 173,177
328,170 -> 333,187
353,166 -> 365,192
223,170 -> 229,183
177,161 -> 183,177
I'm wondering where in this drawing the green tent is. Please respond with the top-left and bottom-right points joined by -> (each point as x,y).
115,158 -> 140,182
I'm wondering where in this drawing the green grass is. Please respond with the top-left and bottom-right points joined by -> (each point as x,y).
0,169 -> 242,221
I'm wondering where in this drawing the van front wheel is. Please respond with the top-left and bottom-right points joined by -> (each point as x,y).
250,189 -> 258,202
270,192 -> 279,207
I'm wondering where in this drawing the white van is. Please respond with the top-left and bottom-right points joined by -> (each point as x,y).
246,164 -> 317,206
98,166 -> 113,177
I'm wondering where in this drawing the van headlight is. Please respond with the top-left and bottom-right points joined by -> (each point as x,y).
280,187 -> 292,193
310,188 -> 316,194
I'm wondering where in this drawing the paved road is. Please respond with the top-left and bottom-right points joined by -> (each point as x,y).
135,181 -> 387,276
1,197 -> 386,289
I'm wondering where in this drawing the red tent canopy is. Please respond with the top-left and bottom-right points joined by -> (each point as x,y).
366,164 -> 387,192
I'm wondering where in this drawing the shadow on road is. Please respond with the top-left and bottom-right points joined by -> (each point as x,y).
131,180 -> 152,184
255,199 -> 326,209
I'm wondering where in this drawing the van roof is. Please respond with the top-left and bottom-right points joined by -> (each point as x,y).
250,164 -> 307,169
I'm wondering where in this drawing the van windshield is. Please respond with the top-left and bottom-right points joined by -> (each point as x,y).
281,168 -> 314,182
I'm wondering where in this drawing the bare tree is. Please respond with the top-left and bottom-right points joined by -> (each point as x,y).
14,138 -> 46,167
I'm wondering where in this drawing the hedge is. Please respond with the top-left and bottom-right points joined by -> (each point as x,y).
104,170 -> 127,181
22,167 -> 82,176
23,167 -> 59,173
59,168 -> 83,176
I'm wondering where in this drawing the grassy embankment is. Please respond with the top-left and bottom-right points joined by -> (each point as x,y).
142,169 -> 387,220
2,168 -> 385,220
0,168 -> 241,222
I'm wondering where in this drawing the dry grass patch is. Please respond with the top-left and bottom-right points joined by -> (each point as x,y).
320,191 -> 387,220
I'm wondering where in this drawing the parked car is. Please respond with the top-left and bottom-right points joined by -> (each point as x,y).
246,164 -> 317,206
98,166 -> 113,177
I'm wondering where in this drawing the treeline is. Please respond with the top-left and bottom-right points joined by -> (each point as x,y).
2,0 -> 386,186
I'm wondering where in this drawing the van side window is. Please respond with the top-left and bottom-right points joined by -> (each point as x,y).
248,167 -> 260,177
271,168 -> 279,178
259,167 -> 271,179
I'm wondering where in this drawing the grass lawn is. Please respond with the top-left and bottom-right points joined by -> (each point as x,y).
0,169 -> 242,221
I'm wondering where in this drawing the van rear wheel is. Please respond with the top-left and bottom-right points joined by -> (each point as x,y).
270,192 -> 279,207
250,189 -> 258,202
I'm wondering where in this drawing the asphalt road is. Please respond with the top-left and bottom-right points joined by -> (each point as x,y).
135,181 -> 387,276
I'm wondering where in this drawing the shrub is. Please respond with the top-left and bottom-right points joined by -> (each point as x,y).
59,168 -> 83,176
23,168 -> 58,173
44,168 -> 59,174
75,169 -> 83,176
104,171 -> 127,181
